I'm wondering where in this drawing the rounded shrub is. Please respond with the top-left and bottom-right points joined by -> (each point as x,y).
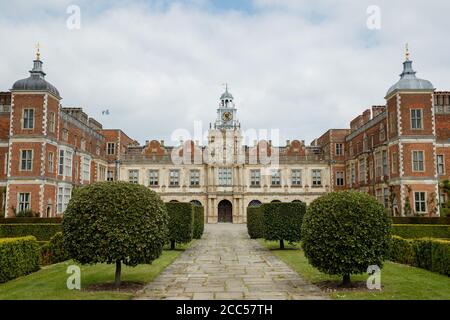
165,202 -> 194,249
247,206 -> 265,239
62,181 -> 169,287
301,191 -> 391,285
40,232 -> 69,265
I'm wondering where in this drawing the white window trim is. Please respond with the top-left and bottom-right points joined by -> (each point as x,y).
57,183 -> 72,214
19,149 -> 33,172
82,155 -> 91,182
22,108 -> 35,130
414,191 -> 427,213
17,192 -> 31,212
410,108 -> 423,130
411,150 -> 425,173
437,154 -> 445,175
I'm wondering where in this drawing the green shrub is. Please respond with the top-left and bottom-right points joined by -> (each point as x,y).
388,236 -> 450,276
40,232 -> 69,265
0,224 -> 61,241
392,217 -> 450,225
0,236 -> 40,283
392,224 -> 450,239
302,191 -> 392,285
166,202 -> 194,249
247,206 -> 264,239
15,209 -> 35,218
63,181 -> 169,287
193,206 -> 205,239
389,236 -> 415,265
263,202 -> 306,249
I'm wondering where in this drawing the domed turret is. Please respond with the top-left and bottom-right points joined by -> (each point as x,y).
386,45 -> 434,98
12,49 -> 60,98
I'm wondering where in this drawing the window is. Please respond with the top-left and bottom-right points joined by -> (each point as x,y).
382,150 -> 388,176
148,170 -> 159,186
437,155 -> 445,175
312,169 -> 322,186
412,151 -> 425,172
336,171 -> 344,186
18,193 -> 30,212
169,169 -> 180,186
190,170 -> 200,186
291,169 -> 302,186
74,160 -> 78,180
383,188 -> 389,209
107,170 -> 114,181
20,150 -> 33,171
48,152 -> 54,173
375,152 -> 382,177
379,124 -> 385,141
250,169 -> 261,187
98,165 -> 106,181
359,160 -> 366,183
22,108 -> 34,129
58,149 -> 73,177
107,142 -> 116,155
271,169 -> 281,186
391,152 -> 398,174
62,129 -> 68,141
82,156 -> 90,182
48,112 -> 56,133
414,192 -> 426,213
128,170 -> 139,184
335,143 -> 343,156
218,168 -> 232,186
57,185 -> 72,213
411,109 -> 423,130
351,164 -> 356,185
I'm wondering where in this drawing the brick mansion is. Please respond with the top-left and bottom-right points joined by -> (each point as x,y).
0,49 -> 449,223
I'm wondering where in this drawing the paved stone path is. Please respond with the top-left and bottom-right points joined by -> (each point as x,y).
135,224 -> 328,300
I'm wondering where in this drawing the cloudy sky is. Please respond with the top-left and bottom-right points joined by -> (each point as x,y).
0,0 -> 449,146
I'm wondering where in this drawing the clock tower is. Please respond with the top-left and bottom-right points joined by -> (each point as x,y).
214,86 -> 240,130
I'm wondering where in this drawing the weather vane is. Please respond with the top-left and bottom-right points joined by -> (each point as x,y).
405,43 -> 410,61
35,42 -> 41,60
222,83 -> 229,92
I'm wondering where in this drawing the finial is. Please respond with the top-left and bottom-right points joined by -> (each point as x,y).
405,43 -> 410,61
35,42 -> 41,60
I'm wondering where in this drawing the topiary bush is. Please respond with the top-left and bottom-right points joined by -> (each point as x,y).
0,236 -> 40,283
263,202 -> 306,249
193,206 -> 205,239
40,232 -> 69,265
302,191 -> 392,286
389,236 -> 415,265
62,181 -> 169,287
165,202 -> 194,249
0,224 -> 61,241
247,206 -> 264,239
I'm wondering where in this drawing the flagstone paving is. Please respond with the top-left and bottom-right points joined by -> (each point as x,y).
135,224 -> 328,300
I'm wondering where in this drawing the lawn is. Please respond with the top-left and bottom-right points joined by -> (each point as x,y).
0,244 -> 190,300
259,240 -> 450,300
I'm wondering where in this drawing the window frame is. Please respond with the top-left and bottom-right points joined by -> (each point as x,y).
410,109 -> 423,130
412,150 -> 425,172
414,191 -> 427,213
22,108 -> 35,130
17,192 -> 31,212
20,149 -> 33,171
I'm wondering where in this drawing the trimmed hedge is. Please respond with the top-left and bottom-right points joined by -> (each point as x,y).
41,232 -> 69,265
247,206 -> 264,239
193,206 -> 205,239
389,236 -> 450,276
0,236 -> 40,283
0,218 -> 62,224
392,217 -> 450,225
392,224 -> 450,239
0,224 -> 61,241
166,202 -> 194,249
263,202 -> 306,249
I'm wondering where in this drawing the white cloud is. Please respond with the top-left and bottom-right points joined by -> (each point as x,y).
0,0 -> 449,146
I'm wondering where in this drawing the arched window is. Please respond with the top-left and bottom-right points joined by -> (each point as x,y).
190,200 -> 202,207
248,200 -> 262,207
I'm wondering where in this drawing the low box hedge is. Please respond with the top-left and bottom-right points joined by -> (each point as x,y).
0,224 -> 62,241
0,217 -> 62,224
0,236 -> 41,283
247,206 -> 264,239
389,236 -> 450,276
263,202 -> 306,249
193,206 -> 205,239
165,202 -> 194,249
392,217 -> 450,225
392,224 -> 450,239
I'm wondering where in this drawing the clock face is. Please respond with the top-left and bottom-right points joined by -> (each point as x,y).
222,112 -> 232,122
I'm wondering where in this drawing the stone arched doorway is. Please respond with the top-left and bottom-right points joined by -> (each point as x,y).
218,200 -> 233,223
